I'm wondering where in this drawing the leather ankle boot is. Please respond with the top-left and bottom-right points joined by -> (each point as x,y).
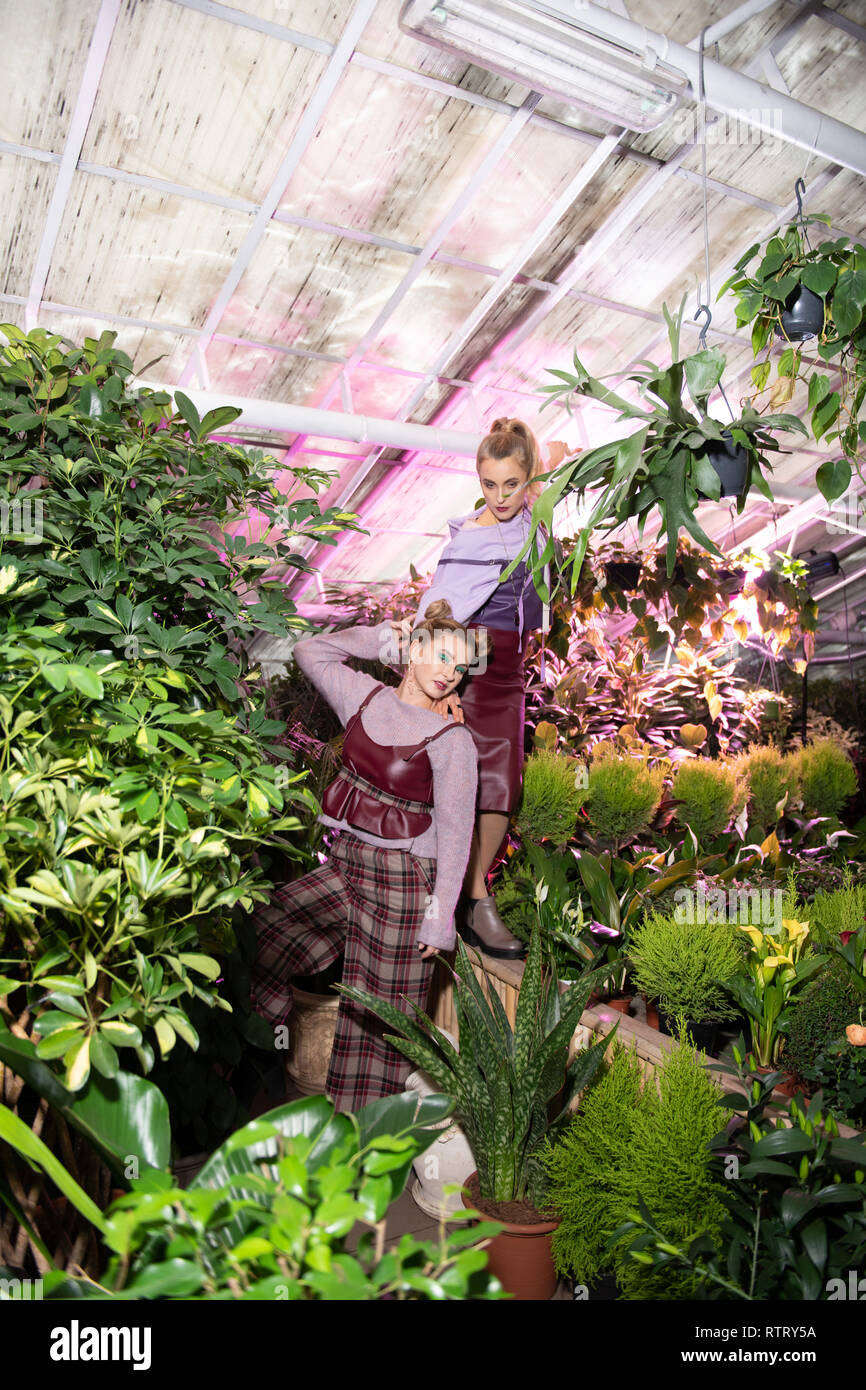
458,894 -> 525,960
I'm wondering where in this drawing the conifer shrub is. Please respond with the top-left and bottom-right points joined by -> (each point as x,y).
736,743 -> 799,827
793,737 -> 858,819
543,1037 -> 727,1298
585,745 -> 664,845
629,912 -> 744,1022
515,749 -> 588,846
671,758 -> 746,843
806,874 -> 866,948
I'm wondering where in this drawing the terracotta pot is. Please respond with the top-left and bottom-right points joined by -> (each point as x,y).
600,994 -> 633,1015
462,1173 -> 559,1301
285,982 -> 340,1094
755,1065 -> 806,1097
642,995 -> 660,1031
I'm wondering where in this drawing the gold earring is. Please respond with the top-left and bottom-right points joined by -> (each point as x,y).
405,664 -> 419,695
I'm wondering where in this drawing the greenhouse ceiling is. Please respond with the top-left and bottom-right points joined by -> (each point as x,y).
2,0 -> 866,665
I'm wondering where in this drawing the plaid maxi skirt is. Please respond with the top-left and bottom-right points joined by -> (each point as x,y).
250,831 -> 437,1113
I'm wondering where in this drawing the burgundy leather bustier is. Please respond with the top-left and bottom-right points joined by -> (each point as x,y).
320,683 -> 459,839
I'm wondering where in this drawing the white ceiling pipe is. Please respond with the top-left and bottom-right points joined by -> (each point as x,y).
547,1 -> 866,176
810,561 -> 866,603
762,481 -> 817,502
808,650 -> 866,665
813,631 -> 866,647
687,0 -> 782,48
133,383 -> 480,457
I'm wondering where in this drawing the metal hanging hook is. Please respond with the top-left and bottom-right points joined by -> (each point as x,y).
795,176 -> 807,226
694,303 -> 712,349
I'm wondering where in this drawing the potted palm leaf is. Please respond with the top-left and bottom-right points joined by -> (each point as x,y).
505,295 -> 807,593
338,924 -> 611,1300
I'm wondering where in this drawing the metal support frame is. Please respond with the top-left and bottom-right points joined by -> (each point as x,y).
23,0 -> 122,330
175,0 -> 380,388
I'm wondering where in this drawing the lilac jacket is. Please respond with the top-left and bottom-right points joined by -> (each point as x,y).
413,504 -> 551,640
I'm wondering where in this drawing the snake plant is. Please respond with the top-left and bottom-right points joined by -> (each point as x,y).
338,925 -> 611,1206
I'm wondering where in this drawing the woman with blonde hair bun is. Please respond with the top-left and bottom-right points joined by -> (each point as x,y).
402,418 -> 572,959
251,601 -> 489,1112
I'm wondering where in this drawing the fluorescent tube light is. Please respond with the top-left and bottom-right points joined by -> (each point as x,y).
400,0 -> 689,132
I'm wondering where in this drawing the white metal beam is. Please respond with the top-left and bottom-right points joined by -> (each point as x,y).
175,0 -> 379,388
23,0 -> 122,331
817,3 -> 866,45
687,0 -> 783,48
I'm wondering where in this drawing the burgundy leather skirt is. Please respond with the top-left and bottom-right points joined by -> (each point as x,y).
459,624 -> 527,815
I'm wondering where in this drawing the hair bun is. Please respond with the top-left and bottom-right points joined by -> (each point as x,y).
423,599 -> 453,621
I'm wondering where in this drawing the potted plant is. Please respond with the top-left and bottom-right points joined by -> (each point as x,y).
511,295 -> 807,589
338,925 -> 612,1300
542,1035 -> 729,1299
720,201 -> 866,501
613,1050 -> 866,1300
628,910 -> 745,1054
727,918 -> 825,1069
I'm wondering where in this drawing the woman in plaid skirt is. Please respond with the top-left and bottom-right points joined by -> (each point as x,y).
407,420 -> 571,959
251,602 -> 487,1112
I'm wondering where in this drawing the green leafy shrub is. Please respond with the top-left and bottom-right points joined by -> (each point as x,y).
671,758 -> 746,843
628,912 -> 744,1022
0,324 -> 353,1112
515,749 -> 588,846
802,1036 -> 866,1127
783,958 -> 859,1079
585,746 -> 664,845
736,743 -> 799,827
544,1036 -> 727,1297
806,874 -> 866,949
614,1054 -> 866,1299
794,737 -> 858,819
24,1092 -> 506,1301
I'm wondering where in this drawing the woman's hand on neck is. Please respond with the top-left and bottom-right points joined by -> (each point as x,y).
396,675 -> 435,709
395,678 -> 454,720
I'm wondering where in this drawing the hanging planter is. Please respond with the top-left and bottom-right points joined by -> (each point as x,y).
696,431 -> 749,499
604,560 -> 642,592
720,179 -> 866,502
777,284 -> 825,341
521,296 -> 806,587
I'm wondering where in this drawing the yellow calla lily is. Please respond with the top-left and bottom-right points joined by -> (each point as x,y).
738,925 -> 764,950
782,918 -> 810,945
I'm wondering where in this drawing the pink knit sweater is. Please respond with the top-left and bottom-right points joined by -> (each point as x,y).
293,621 -> 478,950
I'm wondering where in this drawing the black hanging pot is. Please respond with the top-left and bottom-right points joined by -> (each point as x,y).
604,560 -> 641,592
776,284 -> 824,341
696,431 -> 749,500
